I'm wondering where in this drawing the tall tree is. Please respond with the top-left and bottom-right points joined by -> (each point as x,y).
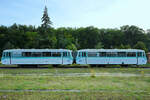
41,6 -> 52,29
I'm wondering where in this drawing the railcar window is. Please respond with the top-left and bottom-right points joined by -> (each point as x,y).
43,52 -> 51,57
2,53 -> 4,57
5,52 -> 7,57
5,52 -> 8,57
32,52 -> 41,57
8,52 -> 11,57
5,52 -> 10,57
137,52 -> 142,57
106,52 -> 117,57
88,52 -> 97,57
5,52 -> 6,57
13,52 -> 21,57
127,52 -> 136,57
82,52 -> 86,57
118,52 -> 126,57
63,52 -> 67,57
143,52 -> 145,57
68,52 -> 71,57
72,51 -> 77,58
3,52 -> 5,57
99,52 -> 106,57
22,52 -> 31,57
52,52 -> 61,57
78,52 -> 82,57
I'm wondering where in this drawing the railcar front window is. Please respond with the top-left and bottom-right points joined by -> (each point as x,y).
138,52 -> 142,57
2,52 -> 5,57
5,52 -> 9,57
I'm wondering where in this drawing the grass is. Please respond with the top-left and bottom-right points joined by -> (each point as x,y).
0,91 -> 150,100
0,67 -> 150,99
0,76 -> 150,100
0,76 -> 150,91
140,63 -> 150,67
0,67 -> 150,74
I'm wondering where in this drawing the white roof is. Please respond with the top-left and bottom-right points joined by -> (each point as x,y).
78,49 -> 145,52
3,49 -> 72,52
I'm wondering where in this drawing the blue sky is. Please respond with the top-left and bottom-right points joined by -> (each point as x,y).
0,0 -> 150,30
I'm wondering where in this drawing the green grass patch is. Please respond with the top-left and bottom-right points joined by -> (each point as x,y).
0,76 -> 150,92
0,68 -> 150,99
0,91 -> 150,100
0,68 -> 150,74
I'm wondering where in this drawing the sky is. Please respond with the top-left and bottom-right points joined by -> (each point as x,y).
0,0 -> 150,30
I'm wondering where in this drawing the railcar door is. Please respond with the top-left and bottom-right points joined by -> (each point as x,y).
137,52 -> 139,65
62,52 -> 67,64
82,52 -> 87,64
8,52 -> 11,64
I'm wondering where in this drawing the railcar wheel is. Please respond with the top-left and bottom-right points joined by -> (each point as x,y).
121,65 -> 128,67
53,65 -> 58,67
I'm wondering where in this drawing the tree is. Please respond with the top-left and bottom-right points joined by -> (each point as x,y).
66,43 -> 77,51
124,44 -> 131,49
100,29 -> 124,49
3,42 -> 15,49
41,6 -> 52,29
119,44 -> 125,49
134,41 -> 148,52
95,42 -> 104,49
119,44 -> 131,49
77,26 -> 100,49
120,25 -> 145,46
25,32 -> 39,48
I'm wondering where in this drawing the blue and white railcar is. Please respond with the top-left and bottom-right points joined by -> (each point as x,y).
1,49 -> 73,65
76,49 -> 147,65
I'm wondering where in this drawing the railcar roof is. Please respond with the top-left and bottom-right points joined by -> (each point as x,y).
3,49 -> 72,52
78,49 -> 145,52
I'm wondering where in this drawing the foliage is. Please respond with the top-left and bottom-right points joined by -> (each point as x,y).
0,24 -> 150,57
41,6 -> 52,29
134,41 -> 148,52
66,43 -> 77,51
95,42 -> 104,49
119,44 -> 131,49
